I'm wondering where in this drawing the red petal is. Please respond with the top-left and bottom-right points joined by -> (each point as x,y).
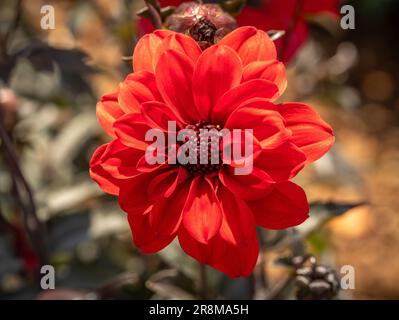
192,45 -> 243,121
220,128 -> 262,171
96,92 -> 125,138
219,166 -> 274,200
89,143 -> 120,195
243,60 -> 287,97
212,80 -> 279,124
217,185 -> 257,247
128,213 -> 175,254
118,71 -> 161,114
113,113 -> 155,151
255,142 -> 306,182
225,99 -> 291,149
127,170 -> 190,254
182,177 -> 222,244
155,50 -> 200,123
219,26 -> 277,66
100,140 -> 143,179
133,30 -> 174,72
148,167 -> 187,200
89,140 -> 143,195
141,101 -> 184,131
178,204 -> 259,278
136,148 -> 168,173
118,167 -> 177,215
148,180 -> 191,237
248,181 -> 309,229
154,33 -> 201,64
279,103 -> 334,163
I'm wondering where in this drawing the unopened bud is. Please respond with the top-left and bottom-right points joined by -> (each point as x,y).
165,2 -> 237,49
0,88 -> 17,112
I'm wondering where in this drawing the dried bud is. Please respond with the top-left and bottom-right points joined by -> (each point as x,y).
165,2 -> 237,49
294,256 -> 341,300
0,88 -> 17,112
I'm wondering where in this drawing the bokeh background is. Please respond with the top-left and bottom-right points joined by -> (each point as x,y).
0,0 -> 398,299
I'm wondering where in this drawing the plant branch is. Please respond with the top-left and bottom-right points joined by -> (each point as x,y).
0,110 -> 48,267
145,0 -> 163,30
1,0 -> 23,57
198,263 -> 208,299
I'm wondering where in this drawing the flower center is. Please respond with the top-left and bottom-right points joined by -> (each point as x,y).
179,121 -> 223,175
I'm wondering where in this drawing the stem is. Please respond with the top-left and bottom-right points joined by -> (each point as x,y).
1,0 -> 23,57
0,110 -> 49,267
265,275 -> 294,300
199,263 -> 208,299
279,0 -> 304,60
248,273 -> 256,299
258,228 -> 269,289
145,0 -> 163,30
93,272 -> 139,299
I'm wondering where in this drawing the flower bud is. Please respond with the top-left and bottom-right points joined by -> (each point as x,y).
165,2 -> 237,49
0,88 -> 17,112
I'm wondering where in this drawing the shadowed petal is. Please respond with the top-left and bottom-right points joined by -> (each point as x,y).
219,166 -> 274,200
248,181 -> 309,229
119,167 -> 181,215
128,212 -> 175,254
255,142 -> 306,182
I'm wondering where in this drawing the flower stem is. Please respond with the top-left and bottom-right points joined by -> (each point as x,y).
1,0 -> 23,57
0,109 -> 49,268
145,0 -> 163,30
199,263 -> 208,299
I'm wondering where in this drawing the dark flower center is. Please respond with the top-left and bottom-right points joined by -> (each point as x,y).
179,121 -> 223,175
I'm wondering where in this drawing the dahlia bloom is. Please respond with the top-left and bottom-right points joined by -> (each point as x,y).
146,0 -> 340,62
90,26 -> 334,277
236,0 -> 340,62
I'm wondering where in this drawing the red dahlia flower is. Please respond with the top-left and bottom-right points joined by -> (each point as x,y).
149,0 -> 340,62
236,0 -> 340,62
90,26 -> 334,277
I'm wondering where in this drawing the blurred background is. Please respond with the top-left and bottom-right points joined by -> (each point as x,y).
0,0 -> 398,300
